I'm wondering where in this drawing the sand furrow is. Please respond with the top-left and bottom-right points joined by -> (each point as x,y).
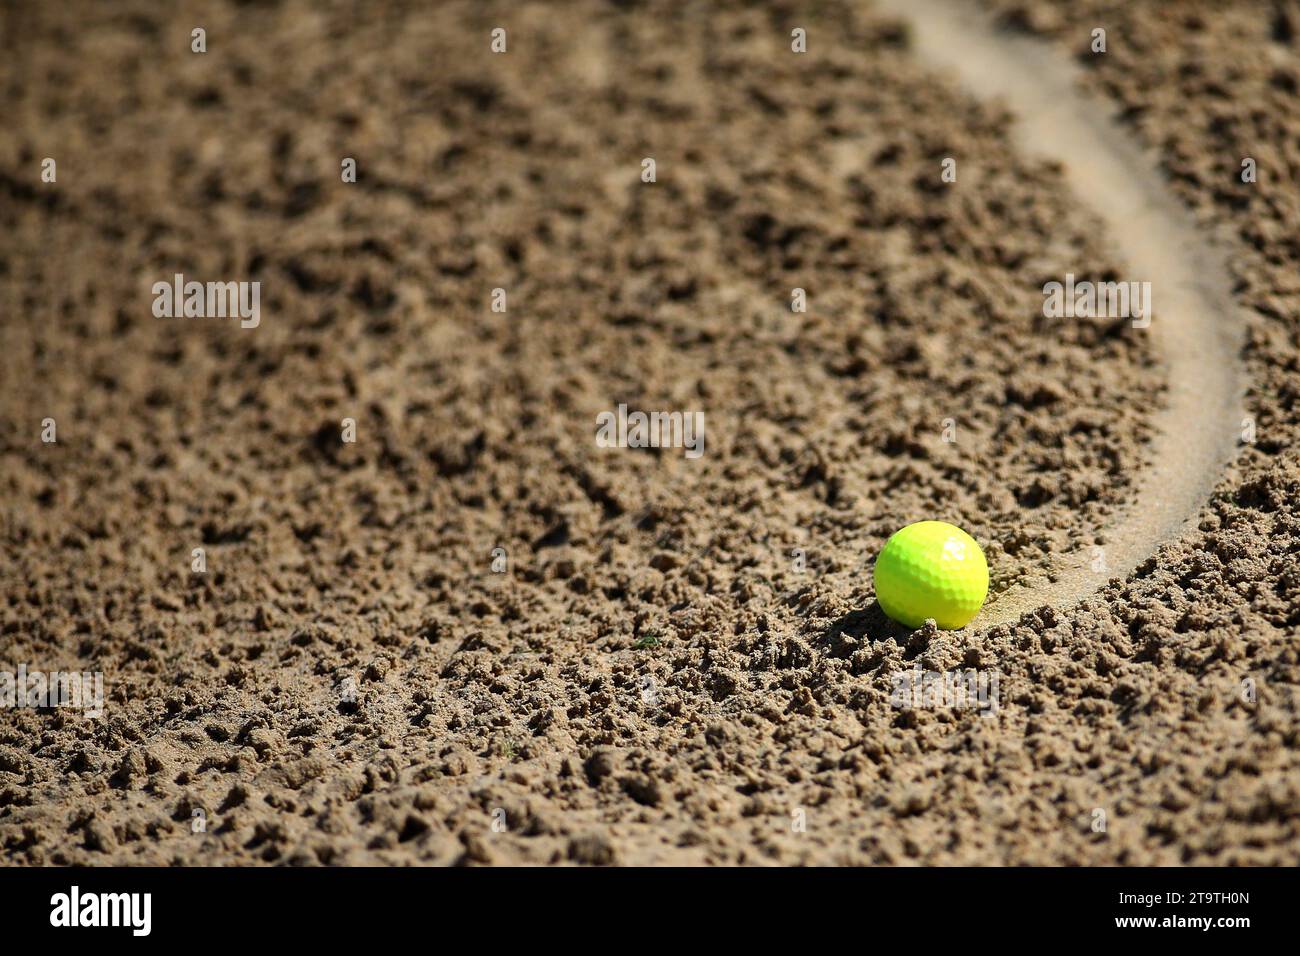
874,0 -> 1246,626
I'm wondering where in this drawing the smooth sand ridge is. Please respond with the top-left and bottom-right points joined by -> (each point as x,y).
873,0 -> 1245,627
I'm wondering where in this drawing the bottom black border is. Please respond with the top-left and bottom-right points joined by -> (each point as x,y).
0,866 -> 1274,942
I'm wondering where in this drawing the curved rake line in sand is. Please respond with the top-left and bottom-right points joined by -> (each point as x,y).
872,0 -> 1245,627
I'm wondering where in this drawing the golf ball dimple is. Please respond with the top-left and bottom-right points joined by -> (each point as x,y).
872,520 -> 989,630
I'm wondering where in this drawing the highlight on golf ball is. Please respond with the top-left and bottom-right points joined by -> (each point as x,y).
872,520 -> 989,630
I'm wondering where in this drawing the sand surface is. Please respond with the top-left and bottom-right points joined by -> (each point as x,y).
1,0 -> 1298,865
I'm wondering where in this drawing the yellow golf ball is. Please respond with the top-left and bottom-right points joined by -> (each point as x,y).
873,520 -> 989,629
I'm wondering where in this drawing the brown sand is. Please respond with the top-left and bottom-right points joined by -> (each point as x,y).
1,0 -> 1298,865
